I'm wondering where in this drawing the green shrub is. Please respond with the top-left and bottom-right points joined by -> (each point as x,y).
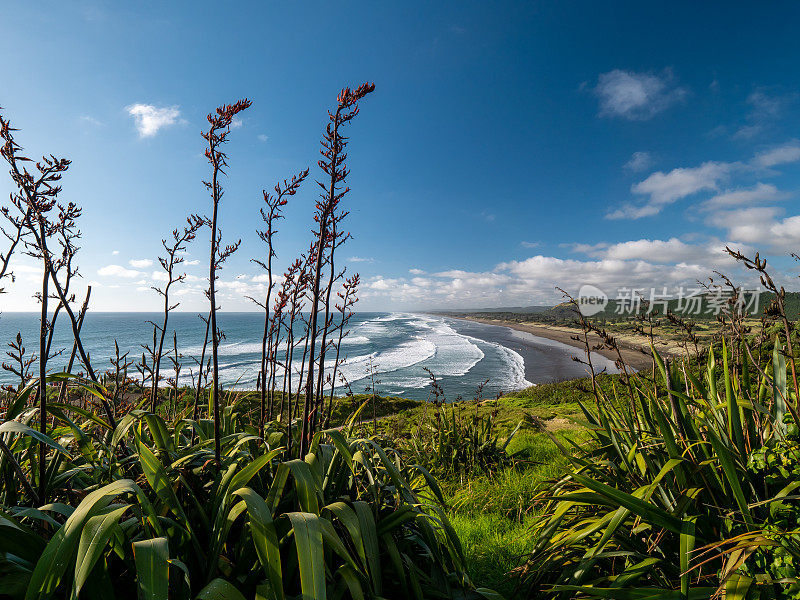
401,399 -> 522,482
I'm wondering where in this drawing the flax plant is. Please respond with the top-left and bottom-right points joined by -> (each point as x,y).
301,83 -> 374,455
250,168 -> 308,438
201,99 -> 251,465
518,251 -> 800,599
149,216 -> 203,411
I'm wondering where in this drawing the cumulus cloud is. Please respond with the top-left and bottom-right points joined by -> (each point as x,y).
594,69 -> 688,121
97,264 -> 144,278
602,238 -> 719,264
708,207 -> 800,252
407,255 -> 729,306
609,161 -> 732,219
568,238 -> 740,265
129,258 -> 153,268
126,104 -> 182,137
185,259 -> 200,266
355,227 -> 773,309
623,151 -> 654,173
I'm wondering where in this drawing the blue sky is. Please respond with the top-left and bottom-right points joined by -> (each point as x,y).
3,1 -> 800,311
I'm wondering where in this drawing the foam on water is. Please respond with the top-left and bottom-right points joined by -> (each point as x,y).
340,335 -> 370,345
335,337 -> 437,384
182,341 -> 264,356
493,342 -> 532,390
418,320 -> 484,377
383,375 -> 431,390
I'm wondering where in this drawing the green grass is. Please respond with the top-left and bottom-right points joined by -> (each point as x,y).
449,513 -> 536,598
444,431 -> 585,519
440,427 -> 592,593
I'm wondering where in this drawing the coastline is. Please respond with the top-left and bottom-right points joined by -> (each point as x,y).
444,315 -> 657,371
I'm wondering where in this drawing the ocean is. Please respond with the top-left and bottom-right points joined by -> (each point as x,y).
0,312 -> 619,401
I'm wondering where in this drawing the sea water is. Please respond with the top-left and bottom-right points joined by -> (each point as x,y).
0,312 -> 619,401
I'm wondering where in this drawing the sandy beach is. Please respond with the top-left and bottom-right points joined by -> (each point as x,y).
448,316 -> 659,371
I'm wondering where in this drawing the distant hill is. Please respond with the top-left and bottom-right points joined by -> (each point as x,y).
437,290 -> 800,323
441,305 -> 552,314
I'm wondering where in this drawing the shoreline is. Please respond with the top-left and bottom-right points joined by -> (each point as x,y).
444,315 -> 657,371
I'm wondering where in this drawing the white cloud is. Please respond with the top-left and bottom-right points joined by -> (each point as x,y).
185,259 -> 200,266
112,250 -> 119,255
623,151 -> 653,172
603,238 -> 709,263
568,237 -> 736,265
151,271 -> 169,282
409,268 -> 426,275
520,241 -> 540,248
129,258 -> 153,268
594,69 -> 688,120
752,141 -> 800,168
348,256 -> 375,263
257,134 -> 269,142
701,183 -> 781,210
231,117 -> 243,129
370,279 -> 392,290
361,249 -> 752,309
97,264 -> 144,278
709,207 -> 800,252
609,161 -> 732,219
126,104 -> 182,138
